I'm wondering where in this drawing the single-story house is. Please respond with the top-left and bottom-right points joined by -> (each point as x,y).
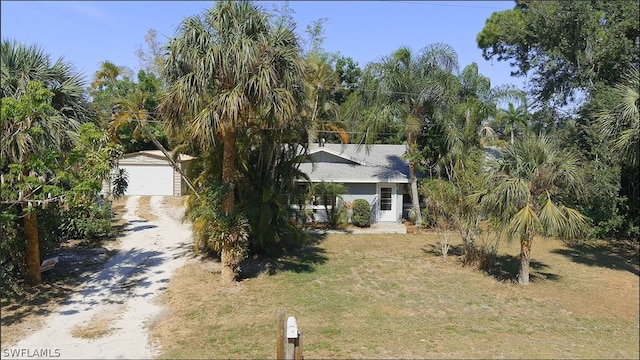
103,150 -> 194,196
297,143 -> 412,223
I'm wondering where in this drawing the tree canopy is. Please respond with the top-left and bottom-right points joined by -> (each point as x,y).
477,0 -> 640,105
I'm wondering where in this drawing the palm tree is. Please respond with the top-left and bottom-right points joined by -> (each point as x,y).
159,1 -> 306,282
349,44 -> 459,227
477,135 -> 590,284
498,101 -> 529,144
303,54 -> 349,144
90,60 -> 133,90
1,39 -> 89,284
596,66 -> 639,238
596,66 -> 639,169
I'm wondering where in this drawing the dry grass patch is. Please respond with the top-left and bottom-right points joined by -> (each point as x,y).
161,196 -> 188,222
70,304 -> 125,339
136,196 -> 158,222
151,233 -> 639,359
162,196 -> 186,209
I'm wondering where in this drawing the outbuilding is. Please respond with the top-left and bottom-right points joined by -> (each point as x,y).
105,150 -> 194,196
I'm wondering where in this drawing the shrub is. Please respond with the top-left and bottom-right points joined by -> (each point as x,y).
59,201 -> 114,240
313,182 -> 347,229
352,199 -> 371,228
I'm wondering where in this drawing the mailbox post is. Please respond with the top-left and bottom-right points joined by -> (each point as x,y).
277,309 -> 303,360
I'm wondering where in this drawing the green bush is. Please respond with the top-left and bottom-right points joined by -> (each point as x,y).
1,209 -> 25,297
313,182 -> 347,229
60,201 -> 114,240
352,199 -> 371,228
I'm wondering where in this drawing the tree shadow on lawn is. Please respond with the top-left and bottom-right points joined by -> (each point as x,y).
239,232 -> 329,280
487,254 -> 561,283
552,240 -> 639,276
422,243 -> 561,283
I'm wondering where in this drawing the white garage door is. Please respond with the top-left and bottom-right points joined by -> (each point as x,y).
122,165 -> 174,196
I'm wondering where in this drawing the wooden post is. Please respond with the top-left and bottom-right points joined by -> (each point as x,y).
277,309 -> 303,360
277,309 -> 286,360
294,331 -> 303,360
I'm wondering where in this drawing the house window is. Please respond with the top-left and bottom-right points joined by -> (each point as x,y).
380,187 -> 392,211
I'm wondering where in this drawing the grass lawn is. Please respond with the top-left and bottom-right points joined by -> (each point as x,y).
151,233 -> 639,359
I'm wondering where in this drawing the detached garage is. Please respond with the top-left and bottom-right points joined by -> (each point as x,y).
106,150 -> 194,196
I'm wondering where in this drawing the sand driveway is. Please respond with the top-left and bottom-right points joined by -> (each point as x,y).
4,196 -> 192,359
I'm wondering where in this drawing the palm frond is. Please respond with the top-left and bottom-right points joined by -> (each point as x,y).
506,202 -> 541,242
538,193 -> 566,236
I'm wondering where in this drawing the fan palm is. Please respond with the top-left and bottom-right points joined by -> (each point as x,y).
1,39 -> 89,284
159,1 -> 305,281
596,66 -> 639,169
477,135 -> 590,284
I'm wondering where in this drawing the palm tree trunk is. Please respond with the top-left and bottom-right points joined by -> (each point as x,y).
221,125 -> 236,215
407,138 -> 423,228
220,245 -> 236,283
221,124 -> 237,283
24,209 -> 42,285
409,163 -> 422,227
519,234 -> 533,285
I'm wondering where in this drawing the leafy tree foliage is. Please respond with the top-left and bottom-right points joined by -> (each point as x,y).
1,40 -> 122,293
89,61 -> 168,153
594,66 -> 640,238
477,0 -> 640,104
420,150 -> 485,265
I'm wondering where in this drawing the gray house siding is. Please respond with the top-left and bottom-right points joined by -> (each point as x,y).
297,144 -> 411,224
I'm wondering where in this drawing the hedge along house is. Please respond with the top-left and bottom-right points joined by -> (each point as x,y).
297,143 -> 411,223
103,150 -> 194,196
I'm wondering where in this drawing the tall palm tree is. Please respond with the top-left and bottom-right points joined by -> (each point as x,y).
477,135 -> 590,284
159,1 -> 305,282
348,44 -> 459,227
443,63 -> 494,172
498,101 -> 529,144
303,54 -> 349,144
1,39 -> 89,284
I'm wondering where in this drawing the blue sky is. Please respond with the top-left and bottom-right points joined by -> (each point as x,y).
1,1 -> 524,89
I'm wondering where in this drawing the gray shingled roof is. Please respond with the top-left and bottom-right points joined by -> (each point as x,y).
300,144 -> 410,183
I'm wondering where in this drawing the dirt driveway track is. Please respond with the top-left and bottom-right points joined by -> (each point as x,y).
4,196 -> 191,360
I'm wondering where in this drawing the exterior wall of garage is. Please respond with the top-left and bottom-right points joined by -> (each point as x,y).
103,151 -> 192,197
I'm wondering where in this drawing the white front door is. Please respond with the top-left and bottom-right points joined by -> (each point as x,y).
377,183 -> 396,222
